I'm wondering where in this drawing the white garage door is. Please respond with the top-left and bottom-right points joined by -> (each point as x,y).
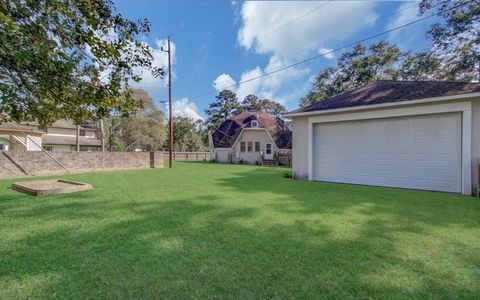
312,113 -> 462,193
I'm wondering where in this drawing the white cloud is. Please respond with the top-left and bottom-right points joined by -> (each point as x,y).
224,1 -> 379,109
236,67 -> 263,101
134,38 -> 176,90
213,55 -> 308,106
213,73 -> 237,91
318,48 -> 335,59
171,98 -> 203,121
238,1 -> 378,61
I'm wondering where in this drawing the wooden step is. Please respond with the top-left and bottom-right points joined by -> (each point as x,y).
261,159 -> 278,167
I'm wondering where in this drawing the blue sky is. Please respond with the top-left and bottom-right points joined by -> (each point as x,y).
114,0 -> 437,120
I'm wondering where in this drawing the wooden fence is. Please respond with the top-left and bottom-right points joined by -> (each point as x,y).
164,152 -> 211,161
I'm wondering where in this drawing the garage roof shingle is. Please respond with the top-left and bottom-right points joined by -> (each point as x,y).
289,80 -> 480,114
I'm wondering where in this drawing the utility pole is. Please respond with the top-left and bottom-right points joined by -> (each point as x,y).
162,36 -> 173,168
76,125 -> 80,152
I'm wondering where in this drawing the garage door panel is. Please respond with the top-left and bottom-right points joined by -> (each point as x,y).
312,113 -> 462,193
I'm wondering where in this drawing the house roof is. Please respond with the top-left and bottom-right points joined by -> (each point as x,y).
212,111 -> 292,149
0,119 -> 97,131
50,119 -> 97,130
288,80 -> 480,115
0,122 -> 44,134
42,135 -> 102,147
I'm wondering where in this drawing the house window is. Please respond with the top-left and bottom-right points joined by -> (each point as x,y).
240,141 -> 246,152
247,141 -> 253,152
43,146 -> 53,151
255,142 -> 260,152
80,146 -> 88,151
70,146 -> 77,151
251,120 -> 258,128
0,144 -> 4,151
79,129 -> 86,137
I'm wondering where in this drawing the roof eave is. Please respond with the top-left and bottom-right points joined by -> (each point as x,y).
0,128 -> 45,135
284,92 -> 480,118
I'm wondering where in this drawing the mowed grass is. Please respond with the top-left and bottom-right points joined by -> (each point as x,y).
0,162 -> 479,299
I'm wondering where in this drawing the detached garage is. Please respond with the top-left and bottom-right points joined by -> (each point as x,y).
286,81 -> 480,195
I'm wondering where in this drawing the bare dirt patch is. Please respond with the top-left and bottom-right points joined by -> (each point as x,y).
12,179 -> 93,196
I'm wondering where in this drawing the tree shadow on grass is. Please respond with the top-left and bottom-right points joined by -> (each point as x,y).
1,164 -> 479,298
216,167 -> 480,229
1,192 -> 478,299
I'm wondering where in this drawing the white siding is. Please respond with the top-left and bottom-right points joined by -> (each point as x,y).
232,129 -> 276,165
47,127 -> 96,138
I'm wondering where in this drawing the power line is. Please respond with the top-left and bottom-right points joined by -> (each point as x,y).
261,0 -> 333,38
280,1 -> 427,61
188,0 -> 472,100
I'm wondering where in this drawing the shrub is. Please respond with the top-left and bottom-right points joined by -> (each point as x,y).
283,172 -> 292,179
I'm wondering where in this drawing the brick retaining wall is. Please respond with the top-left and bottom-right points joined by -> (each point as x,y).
0,151 -> 163,178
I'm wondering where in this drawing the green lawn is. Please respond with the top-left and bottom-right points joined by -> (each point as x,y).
0,162 -> 479,299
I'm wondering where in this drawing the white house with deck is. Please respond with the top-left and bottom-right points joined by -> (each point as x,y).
0,120 -> 102,152
41,120 -> 102,152
0,123 -> 43,151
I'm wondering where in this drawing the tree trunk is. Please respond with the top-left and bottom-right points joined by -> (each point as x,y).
76,125 -> 80,152
100,119 -> 105,152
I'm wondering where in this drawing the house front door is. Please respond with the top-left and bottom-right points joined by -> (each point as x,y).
264,143 -> 273,160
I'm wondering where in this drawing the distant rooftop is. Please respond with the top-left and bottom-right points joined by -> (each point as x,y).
212,111 -> 292,149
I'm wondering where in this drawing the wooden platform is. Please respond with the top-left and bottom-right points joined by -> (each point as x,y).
12,179 -> 93,196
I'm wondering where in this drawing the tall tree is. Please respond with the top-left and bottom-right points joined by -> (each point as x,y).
301,41 -> 408,107
105,89 -> 166,151
204,89 -> 240,130
300,1 -> 479,107
419,0 -> 480,81
0,0 -> 163,126
400,52 -> 442,80
258,99 -> 288,118
241,94 -> 262,111
241,94 -> 287,117
122,89 -> 166,151
104,115 -> 125,151
168,117 -> 206,152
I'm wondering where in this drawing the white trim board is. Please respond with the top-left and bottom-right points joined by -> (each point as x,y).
306,101 -> 472,195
